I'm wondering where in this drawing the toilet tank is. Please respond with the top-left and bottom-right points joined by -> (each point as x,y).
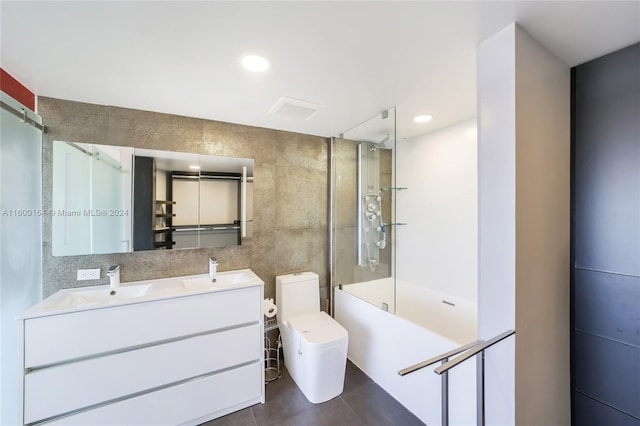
276,272 -> 320,324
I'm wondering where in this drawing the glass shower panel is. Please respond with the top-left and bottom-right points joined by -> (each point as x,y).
0,93 -> 43,426
332,108 -> 397,313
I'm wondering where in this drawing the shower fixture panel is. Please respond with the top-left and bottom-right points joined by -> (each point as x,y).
362,192 -> 386,266
357,143 -> 386,271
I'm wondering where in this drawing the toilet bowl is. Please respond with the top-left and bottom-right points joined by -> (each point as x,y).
276,272 -> 348,404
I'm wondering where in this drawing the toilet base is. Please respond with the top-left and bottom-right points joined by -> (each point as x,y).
281,324 -> 348,404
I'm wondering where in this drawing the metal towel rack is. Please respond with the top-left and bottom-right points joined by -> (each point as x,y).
398,339 -> 483,376
398,329 -> 515,426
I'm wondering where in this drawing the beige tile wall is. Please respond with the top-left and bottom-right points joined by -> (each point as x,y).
39,97 -> 329,300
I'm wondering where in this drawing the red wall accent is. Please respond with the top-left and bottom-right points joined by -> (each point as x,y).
0,68 -> 35,111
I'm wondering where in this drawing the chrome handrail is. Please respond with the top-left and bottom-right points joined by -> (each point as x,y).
435,329 -> 515,375
398,339 -> 482,426
398,329 -> 515,426
398,339 -> 483,376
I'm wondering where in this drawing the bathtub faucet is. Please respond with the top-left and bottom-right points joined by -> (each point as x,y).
107,265 -> 120,289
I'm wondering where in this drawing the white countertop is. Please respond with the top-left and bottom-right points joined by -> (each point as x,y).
19,269 -> 264,319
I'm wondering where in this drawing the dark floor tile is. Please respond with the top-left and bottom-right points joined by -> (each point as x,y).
202,360 -> 423,426
199,407 -> 256,426
343,360 -> 374,395
263,362 -> 296,400
271,397 -> 366,426
341,379 -> 425,426
251,367 -> 314,426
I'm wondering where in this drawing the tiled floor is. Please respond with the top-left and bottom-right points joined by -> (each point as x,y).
201,361 -> 425,426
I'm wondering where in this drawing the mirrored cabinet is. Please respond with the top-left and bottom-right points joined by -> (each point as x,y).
51,141 -> 254,256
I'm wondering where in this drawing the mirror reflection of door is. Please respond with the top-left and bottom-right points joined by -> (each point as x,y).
52,142 -> 133,256
173,173 -> 241,249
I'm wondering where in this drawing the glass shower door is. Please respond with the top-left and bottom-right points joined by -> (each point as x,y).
0,92 -> 43,426
331,108 -> 398,313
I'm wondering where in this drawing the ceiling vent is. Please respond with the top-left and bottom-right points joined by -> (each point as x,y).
267,97 -> 324,120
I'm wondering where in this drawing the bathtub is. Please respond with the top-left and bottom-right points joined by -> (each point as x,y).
335,279 -> 477,425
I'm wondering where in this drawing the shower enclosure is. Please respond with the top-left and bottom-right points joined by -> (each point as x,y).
330,109 -> 478,425
331,108 -> 402,313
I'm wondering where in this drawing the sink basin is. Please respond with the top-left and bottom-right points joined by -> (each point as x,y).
20,268 -> 264,317
66,285 -> 151,307
38,280 -> 189,311
182,269 -> 263,291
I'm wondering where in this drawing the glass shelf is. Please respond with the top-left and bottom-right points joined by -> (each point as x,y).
383,222 -> 408,227
380,187 -> 408,192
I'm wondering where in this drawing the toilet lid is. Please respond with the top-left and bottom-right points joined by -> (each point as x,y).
288,311 -> 348,346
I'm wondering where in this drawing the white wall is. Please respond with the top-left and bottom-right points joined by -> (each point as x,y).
396,119 -> 478,304
477,23 -> 517,426
477,23 -> 570,426
514,25 -> 570,426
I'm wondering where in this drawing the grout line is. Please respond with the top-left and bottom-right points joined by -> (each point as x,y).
340,395 -> 363,422
249,405 -> 259,426
575,391 -> 640,421
574,328 -> 640,349
574,266 -> 640,278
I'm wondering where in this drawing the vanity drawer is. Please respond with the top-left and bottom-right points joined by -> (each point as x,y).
24,323 -> 261,424
44,361 -> 263,426
24,285 -> 261,368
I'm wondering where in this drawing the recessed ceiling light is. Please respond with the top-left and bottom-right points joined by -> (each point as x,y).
241,54 -> 270,72
414,114 -> 433,123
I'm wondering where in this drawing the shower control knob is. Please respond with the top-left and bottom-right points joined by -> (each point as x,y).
376,211 -> 381,216
376,196 -> 381,202
376,241 -> 382,248
367,203 -> 376,212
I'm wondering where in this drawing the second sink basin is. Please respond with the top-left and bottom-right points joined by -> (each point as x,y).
182,269 -> 263,291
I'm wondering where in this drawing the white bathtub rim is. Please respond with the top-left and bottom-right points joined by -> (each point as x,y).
341,279 -> 478,345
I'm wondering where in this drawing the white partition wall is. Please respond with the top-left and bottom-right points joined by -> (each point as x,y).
0,92 -> 43,426
477,25 -> 518,425
396,119 -> 478,304
477,23 -> 570,425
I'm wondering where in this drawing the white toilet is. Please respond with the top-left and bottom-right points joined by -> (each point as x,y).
276,272 -> 348,404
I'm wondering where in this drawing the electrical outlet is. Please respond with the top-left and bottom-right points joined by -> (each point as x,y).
77,268 -> 101,281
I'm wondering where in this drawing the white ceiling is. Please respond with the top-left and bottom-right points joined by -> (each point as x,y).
1,1 -> 638,140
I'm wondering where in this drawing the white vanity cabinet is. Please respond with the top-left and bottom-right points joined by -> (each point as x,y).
18,283 -> 264,425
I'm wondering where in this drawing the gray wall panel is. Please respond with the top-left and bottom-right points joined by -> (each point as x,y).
574,331 -> 640,419
574,393 -> 640,426
572,42 -> 640,425
573,43 -> 640,277
574,268 -> 640,347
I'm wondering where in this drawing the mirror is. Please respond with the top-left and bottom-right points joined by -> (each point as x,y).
51,141 -> 254,256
